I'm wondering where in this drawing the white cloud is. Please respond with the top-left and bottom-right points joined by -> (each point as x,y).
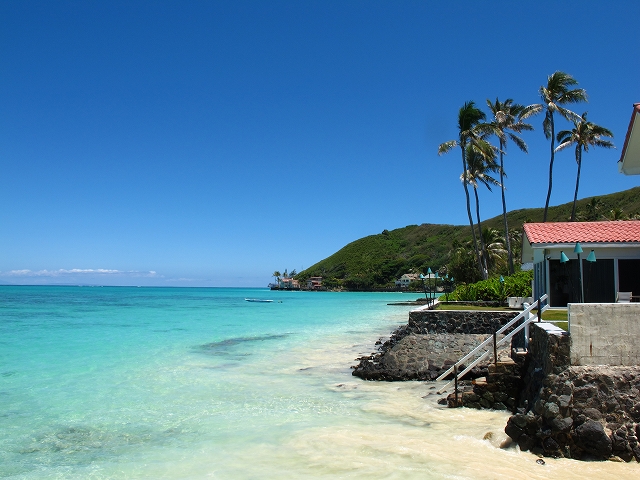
0,269 -> 161,278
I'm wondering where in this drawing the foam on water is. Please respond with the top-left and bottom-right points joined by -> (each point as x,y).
1,286 -> 638,479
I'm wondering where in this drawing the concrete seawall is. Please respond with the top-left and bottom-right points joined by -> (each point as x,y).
569,303 -> 640,366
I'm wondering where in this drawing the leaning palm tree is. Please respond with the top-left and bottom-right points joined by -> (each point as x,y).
538,72 -> 587,222
486,98 -> 540,273
555,112 -> 614,221
462,144 -> 501,278
438,101 -> 491,279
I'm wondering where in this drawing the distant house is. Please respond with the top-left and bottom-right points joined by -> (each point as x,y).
618,102 -> 640,175
522,221 -> 640,306
395,273 -> 419,289
279,277 -> 300,290
307,277 -> 323,290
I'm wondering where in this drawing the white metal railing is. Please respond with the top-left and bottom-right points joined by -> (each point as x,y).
436,294 -> 548,394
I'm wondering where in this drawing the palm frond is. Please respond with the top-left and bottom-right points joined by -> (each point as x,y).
508,133 -> 528,153
556,105 -> 581,123
560,89 -> 588,104
521,103 -> 543,119
554,139 -> 573,153
458,101 -> 486,133
546,71 -> 579,93
438,140 -> 458,155
591,139 -> 615,149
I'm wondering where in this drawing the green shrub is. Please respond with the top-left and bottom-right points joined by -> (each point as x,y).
450,271 -> 533,301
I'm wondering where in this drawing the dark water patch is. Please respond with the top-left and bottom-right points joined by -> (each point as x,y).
198,333 -> 290,350
202,350 -> 230,356
194,333 -> 291,359
1,371 -> 17,377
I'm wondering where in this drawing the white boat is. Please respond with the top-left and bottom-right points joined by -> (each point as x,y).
244,298 -> 274,303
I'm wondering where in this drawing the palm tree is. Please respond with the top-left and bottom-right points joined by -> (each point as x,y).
486,98 -> 540,273
449,239 -> 482,284
480,227 -> 508,273
608,207 -> 627,221
538,72 -> 587,222
555,112 -> 614,221
272,271 -> 281,284
462,144 -> 501,278
583,197 -> 605,221
438,101 -> 491,279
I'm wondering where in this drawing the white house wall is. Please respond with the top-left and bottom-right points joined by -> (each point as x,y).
620,108 -> 640,175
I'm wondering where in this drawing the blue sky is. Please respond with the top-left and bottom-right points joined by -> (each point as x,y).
1,1 -> 639,287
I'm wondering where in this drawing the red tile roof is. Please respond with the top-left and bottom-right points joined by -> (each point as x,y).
524,221 -> 640,244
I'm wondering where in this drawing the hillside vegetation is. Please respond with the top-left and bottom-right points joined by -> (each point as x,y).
297,187 -> 640,290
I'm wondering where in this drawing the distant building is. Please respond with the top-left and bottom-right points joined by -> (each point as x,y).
395,273 -> 419,289
307,277 -> 323,290
279,277 -> 300,290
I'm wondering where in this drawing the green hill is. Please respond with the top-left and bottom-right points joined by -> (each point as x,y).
297,186 -> 640,290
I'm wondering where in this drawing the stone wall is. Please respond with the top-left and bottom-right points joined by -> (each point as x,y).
569,303 -> 640,366
351,308 -> 519,382
448,359 -> 522,411
529,321 -> 571,376
408,309 -> 519,335
505,366 -> 640,461
352,332 -> 510,381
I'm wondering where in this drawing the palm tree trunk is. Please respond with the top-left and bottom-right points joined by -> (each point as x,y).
499,143 -> 514,274
461,147 -> 483,278
474,187 -> 488,279
571,148 -> 582,221
543,114 -> 555,222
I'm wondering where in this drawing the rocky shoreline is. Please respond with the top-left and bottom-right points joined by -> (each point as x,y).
352,305 -> 640,463
352,324 -> 510,381
505,366 -> 640,462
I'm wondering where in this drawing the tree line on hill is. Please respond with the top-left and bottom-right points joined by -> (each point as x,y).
293,187 -> 640,290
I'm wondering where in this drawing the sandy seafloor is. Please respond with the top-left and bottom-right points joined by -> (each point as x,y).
0,286 -> 638,479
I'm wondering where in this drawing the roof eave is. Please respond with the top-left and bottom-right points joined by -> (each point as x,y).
619,103 -> 640,175
527,242 -> 640,249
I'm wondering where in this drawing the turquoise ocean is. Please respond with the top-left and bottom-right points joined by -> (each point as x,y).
1,286 -> 638,479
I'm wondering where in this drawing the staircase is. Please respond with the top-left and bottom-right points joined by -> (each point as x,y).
436,295 -> 548,397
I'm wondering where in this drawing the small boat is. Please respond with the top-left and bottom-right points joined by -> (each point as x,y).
245,298 -> 274,303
